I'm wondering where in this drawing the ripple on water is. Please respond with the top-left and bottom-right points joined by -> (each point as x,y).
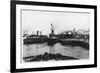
23,43 -> 89,59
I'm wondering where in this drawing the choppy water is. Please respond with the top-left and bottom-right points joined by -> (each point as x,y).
23,43 -> 89,59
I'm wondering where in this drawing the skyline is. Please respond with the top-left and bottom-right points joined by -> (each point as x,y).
22,10 -> 90,35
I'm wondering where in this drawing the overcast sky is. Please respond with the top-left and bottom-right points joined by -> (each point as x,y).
22,10 -> 90,35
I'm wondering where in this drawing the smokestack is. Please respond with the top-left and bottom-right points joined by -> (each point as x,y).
37,30 -> 39,36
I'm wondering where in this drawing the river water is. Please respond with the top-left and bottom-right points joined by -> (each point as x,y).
23,43 -> 89,60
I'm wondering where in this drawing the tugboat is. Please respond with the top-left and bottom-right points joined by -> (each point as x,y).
47,23 -> 58,46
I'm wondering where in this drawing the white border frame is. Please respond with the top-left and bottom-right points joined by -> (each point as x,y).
16,4 -> 94,69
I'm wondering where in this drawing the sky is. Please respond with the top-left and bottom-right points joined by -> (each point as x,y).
22,10 -> 90,35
